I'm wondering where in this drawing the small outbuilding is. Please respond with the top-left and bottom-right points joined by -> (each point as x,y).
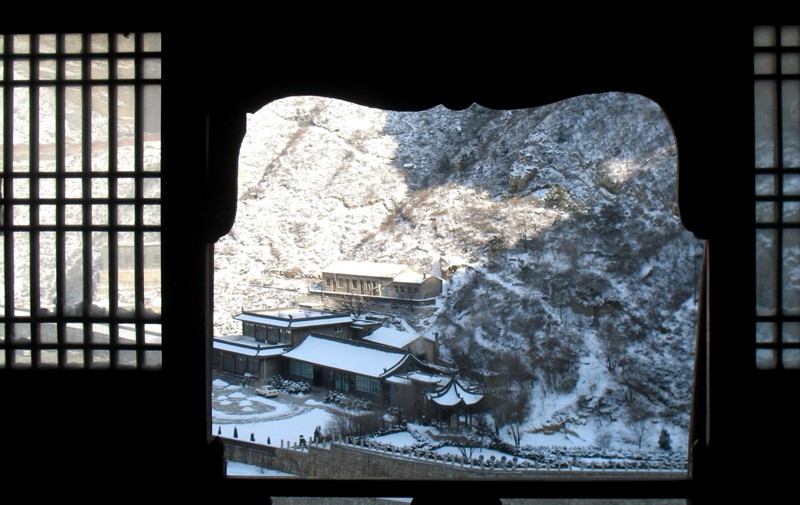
362,326 -> 438,362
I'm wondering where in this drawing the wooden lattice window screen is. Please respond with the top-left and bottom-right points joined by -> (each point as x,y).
0,33 -> 162,369
754,25 -> 800,370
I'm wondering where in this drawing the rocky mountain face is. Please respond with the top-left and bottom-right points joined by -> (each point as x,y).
214,93 -> 702,453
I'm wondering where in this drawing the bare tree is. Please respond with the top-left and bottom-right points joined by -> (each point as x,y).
334,293 -> 374,319
489,384 -> 531,447
531,330 -> 581,395
597,320 -> 625,372
629,417 -> 648,449
594,427 -> 613,450
484,350 -> 533,446
451,433 -> 483,459
324,410 -> 381,439
626,395 -> 653,450
506,351 -> 535,390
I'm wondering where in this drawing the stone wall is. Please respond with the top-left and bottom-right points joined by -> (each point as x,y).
223,438 -> 680,481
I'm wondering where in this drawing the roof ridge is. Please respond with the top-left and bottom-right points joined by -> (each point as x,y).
306,332 -> 408,354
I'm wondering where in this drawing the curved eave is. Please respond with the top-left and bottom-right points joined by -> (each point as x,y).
425,378 -> 484,407
381,353 -> 423,378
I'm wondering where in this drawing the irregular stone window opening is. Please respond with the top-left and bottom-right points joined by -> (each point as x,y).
212,94 -> 701,479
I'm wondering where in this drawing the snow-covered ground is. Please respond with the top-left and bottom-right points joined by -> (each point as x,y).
214,378 -> 526,464
212,378 -> 335,447
372,431 -> 417,447
214,373 -> 685,479
227,462 -> 296,477
216,407 -> 334,446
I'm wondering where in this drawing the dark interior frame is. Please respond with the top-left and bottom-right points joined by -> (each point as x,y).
2,15 -> 797,503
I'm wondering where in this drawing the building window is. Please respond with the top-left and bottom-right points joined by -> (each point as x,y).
335,370 -> 349,392
755,25 -> 800,369
289,360 -> 313,379
223,354 -> 234,373
351,279 -> 357,288
0,32 -> 162,369
355,375 -> 371,393
337,278 -> 344,288
325,276 -> 332,287
254,325 -> 266,343
334,325 -> 342,333
370,378 -> 380,395
242,322 -> 254,337
248,357 -> 259,375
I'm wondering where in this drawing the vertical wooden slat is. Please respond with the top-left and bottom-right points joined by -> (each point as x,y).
55,33 -> 68,366
3,33 -> 15,367
28,34 -> 41,367
134,32 -> 145,368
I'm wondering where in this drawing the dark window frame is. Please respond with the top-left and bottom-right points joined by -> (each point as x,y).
4,19 -> 795,504
188,27 -> 734,500
254,325 -> 265,343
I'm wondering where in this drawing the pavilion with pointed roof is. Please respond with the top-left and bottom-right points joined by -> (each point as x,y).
424,377 -> 485,429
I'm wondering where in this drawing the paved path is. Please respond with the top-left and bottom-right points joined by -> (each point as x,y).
211,372 -> 348,424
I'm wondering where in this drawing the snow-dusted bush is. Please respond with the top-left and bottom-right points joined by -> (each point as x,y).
594,428 -> 614,450
324,410 -> 381,439
323,390 -> 371,410
269,375 -> 311,394
658,427 -> 672,452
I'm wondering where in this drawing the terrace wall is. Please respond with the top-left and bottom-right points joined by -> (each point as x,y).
223,437 -> 681,480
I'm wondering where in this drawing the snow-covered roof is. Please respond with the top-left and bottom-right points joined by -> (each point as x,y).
235,310 -> 352,328
363,326 -> 420,349
349,318 -> 384,330
212,339 -> 289,358
400,370 -> 449,385
425,378 -> 484,407
392,269 -> 426,284
322,261 -> 411,280
245,308 -> 332,320
283,335 -> 412,378
385,376 -> 412,386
